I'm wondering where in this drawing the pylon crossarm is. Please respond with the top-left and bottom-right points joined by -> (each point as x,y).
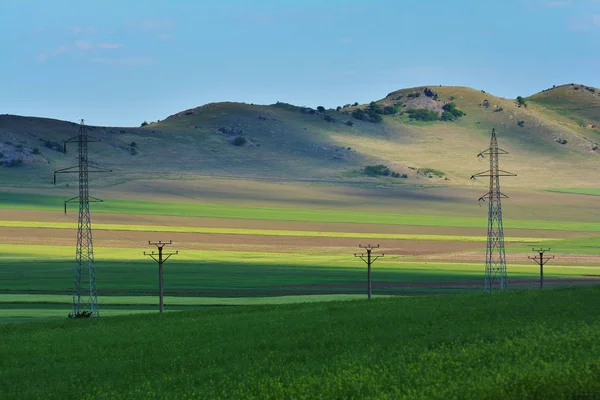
88,197 -> 104,203
478,148 -> 509,156
88,166 -> 113,173
64,196 -> 80,203
471,170 -> 493,178
497,170 -> 517,176
54,166 -> 80,174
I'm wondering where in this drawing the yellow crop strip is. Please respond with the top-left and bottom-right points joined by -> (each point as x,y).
0,220 -> 552,243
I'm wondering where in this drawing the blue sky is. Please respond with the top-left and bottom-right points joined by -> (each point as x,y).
1,0 -> 599,127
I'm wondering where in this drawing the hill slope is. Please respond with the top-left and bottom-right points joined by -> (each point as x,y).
1,83 -> 599,189
1,287 -> 599,399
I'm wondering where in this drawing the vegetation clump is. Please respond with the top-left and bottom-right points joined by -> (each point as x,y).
5,158 -> 23,167
417,167 -> 445,178
517,120 -> 525,127
556,138 -> 568,145
140,121 -> 148,127
406,108 -> 439,121
361,164 -> 403,177
516,96 -> 527,108
231,136 -> 247,146
42,139 -> 62,152
352,108 -> 383,123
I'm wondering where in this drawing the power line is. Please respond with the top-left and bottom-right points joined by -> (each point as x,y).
471,128 -> 516,292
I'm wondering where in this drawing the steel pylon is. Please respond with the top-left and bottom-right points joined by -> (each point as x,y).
54,120 -> 110,318
471,129 -> 516,292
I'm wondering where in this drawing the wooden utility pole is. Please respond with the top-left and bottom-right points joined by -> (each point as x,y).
529,248 -> 554,289
144,241 -> 178,313
354,244 -> 384,299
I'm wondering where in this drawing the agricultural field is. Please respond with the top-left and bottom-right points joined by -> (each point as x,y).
1,177 -> 599,323
1,286 -> 599,398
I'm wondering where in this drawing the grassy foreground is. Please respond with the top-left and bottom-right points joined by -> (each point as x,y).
1,287 -> 599,399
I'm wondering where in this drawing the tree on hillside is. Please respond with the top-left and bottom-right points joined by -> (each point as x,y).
516,96 -> 527,108
317,106 -> 325,112
140,121 -> 148,127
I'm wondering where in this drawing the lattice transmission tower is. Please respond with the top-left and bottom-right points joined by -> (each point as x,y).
54,119 -> 111,318
471,128 -> 516,292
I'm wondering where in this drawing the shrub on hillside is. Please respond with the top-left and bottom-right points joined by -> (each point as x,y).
231,136 -> 247,146
130,142 -> 137,147
352,108 -> 383,123
406,108 -> 439,121
556,138 -> 568,145
345,121 -> 353,127
494,107 -> 504,112
441,111 -> 456,121
140,121 -> 148,127
324,115 -> 334,122
352,109 -> 366,121
353,102 -> 359,106
32,148 -> 40,155
441,103 -> 465,118
383,106 -> 398,115
6,158 -> 23,167
482,99 -> 490,108
317,106 -> 325,112
369,102 -> 383,114
417,167 -> 444,178
517,120 -> 525,127
516,96 -> 527,108
363,164 -> 391,176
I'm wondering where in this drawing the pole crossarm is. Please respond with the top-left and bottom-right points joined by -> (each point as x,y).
145,240 -> 178,313
353,244 -> 384,300
529,248 -> 554,289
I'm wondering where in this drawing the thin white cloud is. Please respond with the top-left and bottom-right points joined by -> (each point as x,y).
156,33 -> 174,41
75,40 -> 93,50
90,57 -> 153,65
98,43 -> 124,49
37,45 -> 68,63
68,26 -> 96,35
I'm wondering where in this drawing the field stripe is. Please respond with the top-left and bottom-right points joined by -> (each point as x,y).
0,220 -> 552,243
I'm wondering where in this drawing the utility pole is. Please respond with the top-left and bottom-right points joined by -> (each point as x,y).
471,128 -> 516,292
144,241 -> 178,313
354,244 -> 384,299
529,248 -> 554,289
54,119 -> 111,318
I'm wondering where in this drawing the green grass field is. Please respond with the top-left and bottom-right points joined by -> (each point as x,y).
1,186 -> 599,323
1,287 -> 599,399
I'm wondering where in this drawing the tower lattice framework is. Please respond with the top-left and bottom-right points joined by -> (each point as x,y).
54,120 -> 110,317
471,128 -> 516,292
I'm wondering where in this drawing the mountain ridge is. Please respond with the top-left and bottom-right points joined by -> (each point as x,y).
1,83 -> 599,190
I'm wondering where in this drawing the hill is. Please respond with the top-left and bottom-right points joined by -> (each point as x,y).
1,83 -> 599,190
1,286 -> 599,399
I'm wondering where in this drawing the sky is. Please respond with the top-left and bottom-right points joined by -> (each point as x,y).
1,0 -> 599,127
